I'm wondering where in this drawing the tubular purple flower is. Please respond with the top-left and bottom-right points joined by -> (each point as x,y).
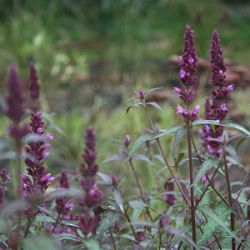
163,178 -> 176,206
124,134 -> 131,148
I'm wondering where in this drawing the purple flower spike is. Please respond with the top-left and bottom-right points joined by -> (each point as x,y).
174,25 -> 199,124
179,25 -> 198,87
200,29 -> 234,158
78,127 -> 103,235
29,62 -> 40,100
210,30 -> 226,86
5,65 -> 25,124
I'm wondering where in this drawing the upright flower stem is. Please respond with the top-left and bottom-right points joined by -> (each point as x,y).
109,228 -> 117,250
128,159 -> 153,221
187,124 -> 196,246
15,137 -> 22,237
223,153 -> 236,250
124,208 -> 138,242
156,139 -> 191,207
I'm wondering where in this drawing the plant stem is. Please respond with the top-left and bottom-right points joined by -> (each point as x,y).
195,164 -> 229,208
51,213 -> 61,233
156,139 -> 191,207
15,137 -> 22,241
192,138 -> 230,208
109,228 -> 117,250
124,208 -> 138,242
223,153 -> 236,250
128,159 -> 153,221
187,124 -> 196,246
24,217 -> 33,237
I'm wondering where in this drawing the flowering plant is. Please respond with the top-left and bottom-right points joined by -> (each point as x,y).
0,26 -> 249,250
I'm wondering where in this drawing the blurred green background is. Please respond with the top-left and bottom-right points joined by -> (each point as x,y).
0,0 -> 250,181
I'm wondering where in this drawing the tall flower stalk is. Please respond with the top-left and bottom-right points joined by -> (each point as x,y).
23,63 -> 54,225
78,127 -> 103,236
200,30 -> 235,250
173,25 -> 199,245
5,65 -> 28,198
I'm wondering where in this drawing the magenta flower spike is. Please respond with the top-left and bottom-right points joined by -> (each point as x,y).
5,65 -> 25,124
29,62 -> 40,101
200,29 -> 234,157
173,25 -> 199,124
78,127 -> 103,235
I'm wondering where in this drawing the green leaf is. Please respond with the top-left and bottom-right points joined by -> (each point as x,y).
192,119 -> 250,137
129,126 -> 182,156
23,235 -> 60,250
198,219 -> 220,245
146,102 -> 161,110
171,128 -> 186,161
194,158 -> 220,185
192,119 -> 220,127
201,207 -> 241,244
224,122 -> 250,137
84,239 -> 100,250
113,190 -> 124,213
126,103 -> 144,113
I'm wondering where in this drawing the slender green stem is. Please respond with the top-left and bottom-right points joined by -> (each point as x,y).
51,213 -> 61,233
124,208 -> 138,242
15,138 -> 22,242
109,228 -> 117,250
192,138 -> 230,208
128,159 -> 153,221
223,153 -> 236,250
187,125 -> 196,246
156,139 -> 191,207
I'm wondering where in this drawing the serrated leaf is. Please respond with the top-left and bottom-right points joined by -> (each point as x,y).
58,233 -> 80,242
198,219 -> 219,245
97,172 -> 111,184
96,211 -> 120,236
171,128 -> 186,161
126,103 -> 144,113
132,154 -> 153,164
201,207 -> 241,244
113,190 -> 124,213
103,154 -> 123,163
129,126 -> 182,156
192,119 -> 250,137
146,102 -> 161,110
194,158 -> 220,185
34,214 -> 55,223
84,239 -> 100,250
129,200 -> 145,209
224,122 -> 250,137
23,235 -> 60,250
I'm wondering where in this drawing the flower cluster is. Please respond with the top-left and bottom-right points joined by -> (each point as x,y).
199,30 -> 234,157
173,25 -> 199,124
22,63 -> 54,217
163,178 -> 176,206
5,65 -> 29,139
29,62 -> 40,110
55,170 -> 73,218
78,127 -> 103,235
